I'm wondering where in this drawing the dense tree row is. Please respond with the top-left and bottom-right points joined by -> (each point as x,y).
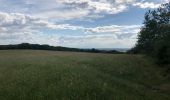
0,43 -> 122,54
129,3 -> 170,65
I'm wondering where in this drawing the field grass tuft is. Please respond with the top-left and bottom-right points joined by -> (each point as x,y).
0,50 -> 169,100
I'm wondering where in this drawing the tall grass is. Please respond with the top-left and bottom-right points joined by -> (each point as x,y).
0,50 -> 169,100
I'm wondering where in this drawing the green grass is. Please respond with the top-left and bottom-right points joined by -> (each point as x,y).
0,50 -> 169,100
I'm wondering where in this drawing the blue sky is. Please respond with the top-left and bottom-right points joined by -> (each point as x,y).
0,0 -> 169,48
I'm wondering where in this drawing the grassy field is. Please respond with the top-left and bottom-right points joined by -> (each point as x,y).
0,50 -> 169,100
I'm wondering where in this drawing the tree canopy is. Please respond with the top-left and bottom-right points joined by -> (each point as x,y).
130,2 -> 170,65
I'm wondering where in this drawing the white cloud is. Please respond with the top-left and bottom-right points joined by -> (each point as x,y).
115,0 -> 136,4
0,12 -> 84,46
0,0 -> 167,48
0,0 -> 167,21
35,9 -> 90,20
0,32 -> 60,46
0,0 -> 128,21
59,34 -> 137,48
133,2 -> 161,9
59,0 -> 128,14
0,12 -> 84,34
57,24 -> 141,48
0,0 -> 167,22
163,0 -> 170,3
0,11 -> 141,48
85,25 -> 141,34
0,11 -> 141,35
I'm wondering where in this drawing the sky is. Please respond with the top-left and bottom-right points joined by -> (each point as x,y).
0,0 -> 169,48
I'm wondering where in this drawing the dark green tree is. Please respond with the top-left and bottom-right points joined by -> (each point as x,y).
133,2 -> 170,65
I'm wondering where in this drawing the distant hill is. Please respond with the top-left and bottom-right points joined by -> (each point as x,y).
0,43 -> 123,54
96,48 -> 130,52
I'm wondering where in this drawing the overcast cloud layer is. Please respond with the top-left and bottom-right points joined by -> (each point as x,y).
0,0 -> 169,48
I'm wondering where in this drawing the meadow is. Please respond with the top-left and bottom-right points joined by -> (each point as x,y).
0,50 -> 169,100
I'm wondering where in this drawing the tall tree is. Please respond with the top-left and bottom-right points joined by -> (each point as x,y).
133,2 -> 170,64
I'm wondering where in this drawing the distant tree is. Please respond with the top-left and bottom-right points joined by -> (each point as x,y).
0,43 -> 122,54
133,2 -> 170,65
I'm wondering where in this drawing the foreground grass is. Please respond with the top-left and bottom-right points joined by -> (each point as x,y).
0,50 -> 169,100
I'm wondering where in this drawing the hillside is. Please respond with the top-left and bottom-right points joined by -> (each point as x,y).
0,43 -> 122,54
0,50 -> 169,100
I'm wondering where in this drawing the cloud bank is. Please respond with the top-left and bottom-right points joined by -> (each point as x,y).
0,0 -> 167,48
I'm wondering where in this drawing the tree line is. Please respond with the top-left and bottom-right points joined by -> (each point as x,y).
0,43 -> 122,54
128,2 -> 170,66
